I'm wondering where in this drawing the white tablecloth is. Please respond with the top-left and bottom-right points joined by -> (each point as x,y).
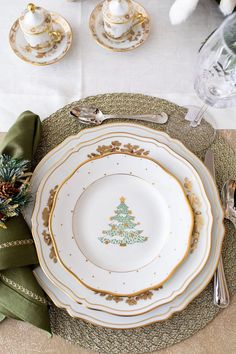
0,0 -> 235,131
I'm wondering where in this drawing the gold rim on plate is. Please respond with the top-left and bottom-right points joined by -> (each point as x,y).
30,128 -> 216,316
30,122 -> 224,326
48,151 -> 194,297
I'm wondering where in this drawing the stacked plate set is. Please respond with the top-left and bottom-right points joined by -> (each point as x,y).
24,123 -> 224,329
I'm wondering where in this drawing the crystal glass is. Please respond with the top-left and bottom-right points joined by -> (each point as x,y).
168,13 -> 236,152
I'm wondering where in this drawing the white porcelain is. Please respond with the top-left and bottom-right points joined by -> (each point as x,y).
9,13 -> 72,66
50,153 -> 193,296
27,124 -> 215,317
19,3 -> 61,52
102,0 -> 137,39
29,123 -> 224,328
108,0 -> 131,17
89,1 -> 150,52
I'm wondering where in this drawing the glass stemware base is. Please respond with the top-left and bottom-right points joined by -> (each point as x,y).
166,105 -> 216,153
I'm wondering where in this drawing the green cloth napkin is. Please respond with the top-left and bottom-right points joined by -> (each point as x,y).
0,111 -> 51,333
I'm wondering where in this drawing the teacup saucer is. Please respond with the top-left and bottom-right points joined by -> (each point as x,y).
9,12 -> 72,66
89,1 -> 150,52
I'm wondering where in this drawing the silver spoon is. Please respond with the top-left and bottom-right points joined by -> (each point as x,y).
70,106 -> 168,125
214,179 -> 236,308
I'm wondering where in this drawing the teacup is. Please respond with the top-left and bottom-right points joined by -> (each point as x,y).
19,3 -> 62,53
102,0 -> 146,40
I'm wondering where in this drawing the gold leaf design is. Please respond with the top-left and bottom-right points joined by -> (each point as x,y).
94,286 -> 162,306
42,230 -> 51,245
105,295 -> 123,303
87,141 -> 149,159
49,247 -> 58,263
41,186 -> 58,262
42,186 -> 58,227
184,178 -> 204,252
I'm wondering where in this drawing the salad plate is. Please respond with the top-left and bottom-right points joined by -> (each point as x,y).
50,153 -> 193,296
29,125 -> 214,316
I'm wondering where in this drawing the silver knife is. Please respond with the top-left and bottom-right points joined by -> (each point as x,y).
204,149 -> 230,308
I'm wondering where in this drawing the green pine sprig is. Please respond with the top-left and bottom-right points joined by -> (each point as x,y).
0,155 -> 30,182
0,155 -> 32,229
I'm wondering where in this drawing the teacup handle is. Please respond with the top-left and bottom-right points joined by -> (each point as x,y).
49,31 -> 62,43
131,13 -> 148,29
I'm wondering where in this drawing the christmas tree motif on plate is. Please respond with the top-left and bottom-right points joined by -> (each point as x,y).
98,197 -> 148,247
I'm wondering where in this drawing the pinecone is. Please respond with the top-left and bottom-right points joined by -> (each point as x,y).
0,182 -> 19,199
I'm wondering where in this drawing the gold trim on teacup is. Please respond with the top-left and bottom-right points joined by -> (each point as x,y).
30,41 -> 52,51
103,11 -> 136,25
9,12 -> 72,66
20,13 -> 52,35
104,13 -> 148,42
20,23 -> 52,36
89,1 -> 151,52
103,0 -> 135,24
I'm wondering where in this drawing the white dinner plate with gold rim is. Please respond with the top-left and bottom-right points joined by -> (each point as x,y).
28,125 -> 214,317
28,123 -> 224,328
9,12 -> 72,66
89,1 -> 150,52
31,132 -> 212,315
50,153 -> 193,296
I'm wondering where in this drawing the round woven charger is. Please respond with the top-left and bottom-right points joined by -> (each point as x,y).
35,93 -> 236,354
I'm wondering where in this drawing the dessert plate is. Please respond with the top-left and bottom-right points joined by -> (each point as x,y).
29,126 -> 214,316
89,1 -> 150,52
29,122 -> 224,327
9,12 -> 72,66
50,153 -> 193,296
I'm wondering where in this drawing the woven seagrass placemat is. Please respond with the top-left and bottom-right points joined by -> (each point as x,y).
35,93 -> 236,354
